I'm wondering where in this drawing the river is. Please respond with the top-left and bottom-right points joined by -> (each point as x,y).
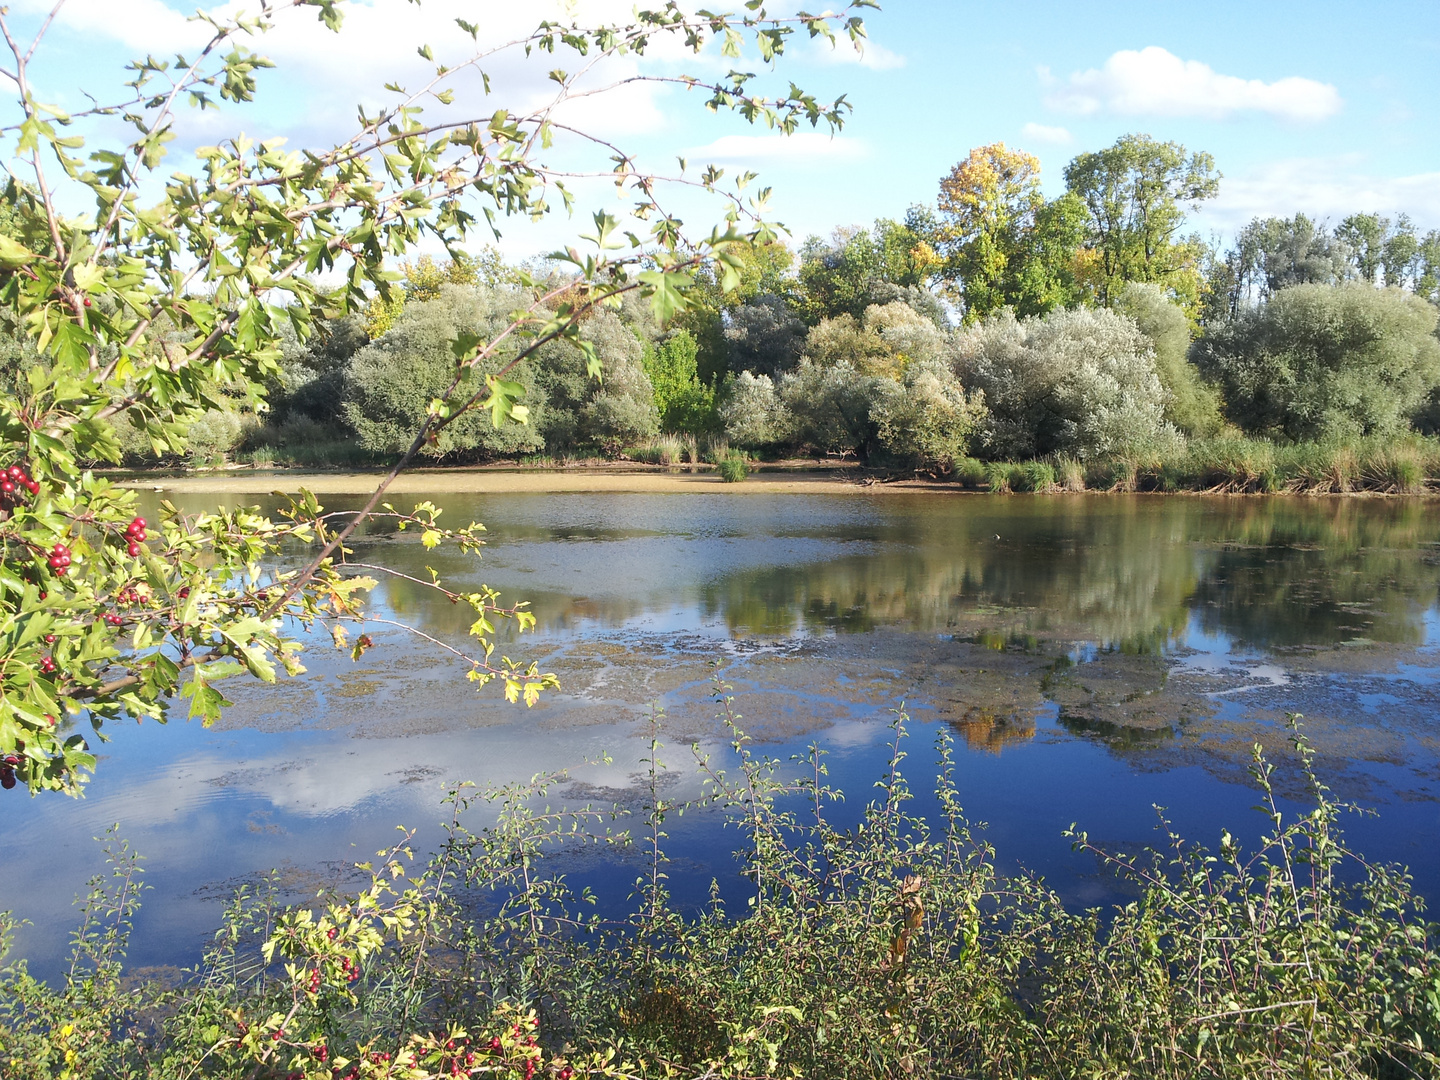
4,487 -> 1438,981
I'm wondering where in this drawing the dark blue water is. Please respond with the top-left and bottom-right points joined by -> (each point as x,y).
2,491 -> 1437,981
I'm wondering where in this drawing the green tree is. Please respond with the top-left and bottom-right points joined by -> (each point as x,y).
1114,282 -> 1223,437
0,0 -> 868,793
1195,283 -> 1440,441
935,143 -> 1087,321
343,287 -> 547,458
1063,133 -> 1220,310
642,330 -> 715,433
796,218 -> 940,324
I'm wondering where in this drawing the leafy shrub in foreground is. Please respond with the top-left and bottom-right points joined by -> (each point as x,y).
1,707 -> 1436,1080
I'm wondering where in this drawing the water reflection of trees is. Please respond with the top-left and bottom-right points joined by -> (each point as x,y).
1186,499 -> 1440,647
152,491 -> 1440,653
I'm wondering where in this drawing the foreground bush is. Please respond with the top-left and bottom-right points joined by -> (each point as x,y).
2,708 -> 1436,1080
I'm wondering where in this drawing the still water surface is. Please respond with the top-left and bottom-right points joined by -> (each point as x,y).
4,491 -> 1439,979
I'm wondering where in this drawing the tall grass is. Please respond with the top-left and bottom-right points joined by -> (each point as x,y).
969,435 -> 1440,495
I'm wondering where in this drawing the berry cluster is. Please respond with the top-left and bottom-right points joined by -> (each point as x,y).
39,656 -> 57,675
0,464 -> 40,510
47,542 -> 71,576
339,955 -> 359,982
1,755 -> 19,790
124,516 -> 147,557
102,612 -> 124,627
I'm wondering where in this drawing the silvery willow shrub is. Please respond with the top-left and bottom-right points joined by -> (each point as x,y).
567,310 -> 660,453
801,300 -> 949,380
1114,281 -> 1224,437
955,305 -> 1177,460
343,286 -> 547,458
778,358 -> 884,455
1196,282 -> 1440,441
871,358 -> 986,469
720,371 -> 793,450
532,308 -> 661,453
723,294 -> 807,377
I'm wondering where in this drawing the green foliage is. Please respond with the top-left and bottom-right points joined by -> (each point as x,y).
1114,282 -> 1224,436
723,295 -> 808,378
0,0 -> 868,791
642,329 -> 715,433
719,371 -> 791,450
1196,283 -> 1440,441
796,218 -> 940,324
344,287 -> 546,459
871,359 -> 986,469
1064,133 -> 1220,312
536,310 -> 660,454
6,710 -> 1434,1079
717,452 -> 749,482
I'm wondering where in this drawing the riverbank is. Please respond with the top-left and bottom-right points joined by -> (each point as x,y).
114,461 -> 1440,498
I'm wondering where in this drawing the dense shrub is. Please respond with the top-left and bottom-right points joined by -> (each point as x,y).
342,285 -> 546,458
534,308 -> 659,453
719,371 -> 792,449
8,711 -> 1433,1080
955,305 -> 1177,459
723,294 -> 807,377
871,358 -> 986,468
778,358 -> 883,456
1196,283 -> 1440,441
184,407 -> 247,462
1114,282 -> 1224,436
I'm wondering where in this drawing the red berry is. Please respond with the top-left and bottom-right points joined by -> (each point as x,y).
43,634 -> 55,643
127,542 -> 140,557
1,481 -> 14,495
39,656 -> 57,675
6,466 -> 20,479
25,481 -> 38,495
83,298 -> 92,308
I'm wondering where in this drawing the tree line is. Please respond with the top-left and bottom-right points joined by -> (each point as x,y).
51,132 -> 1439,476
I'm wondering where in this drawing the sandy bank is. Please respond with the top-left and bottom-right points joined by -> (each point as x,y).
115,466 -> 939,497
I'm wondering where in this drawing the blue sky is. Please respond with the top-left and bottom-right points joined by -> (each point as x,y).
4,0 -> 1437,260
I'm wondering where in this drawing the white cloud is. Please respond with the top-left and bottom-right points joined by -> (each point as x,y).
1021,121 -> 1072,145
810,35 -> 906,71
684,132 -> 869,166
1195,157 -> 1440,232
1045,47 -> 1342,122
